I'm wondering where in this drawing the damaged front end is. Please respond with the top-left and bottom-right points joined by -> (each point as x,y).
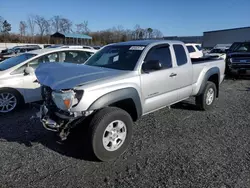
37,85 -> 93,141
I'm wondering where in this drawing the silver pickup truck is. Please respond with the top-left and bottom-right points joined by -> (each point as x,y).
35,40 -> 225,161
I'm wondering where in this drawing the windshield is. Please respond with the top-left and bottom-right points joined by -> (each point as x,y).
84,45 -> 145,71
195,45 -> 202,51
232,43 -> 250,52
0,53 -> 36,71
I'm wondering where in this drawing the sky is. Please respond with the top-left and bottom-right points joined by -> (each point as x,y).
0,0 -> 250,36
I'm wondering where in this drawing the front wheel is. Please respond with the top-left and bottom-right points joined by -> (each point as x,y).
88,107 -> 133,162
195,81 -> 217,111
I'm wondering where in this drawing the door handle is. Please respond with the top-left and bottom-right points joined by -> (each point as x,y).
169,73 -> 177,77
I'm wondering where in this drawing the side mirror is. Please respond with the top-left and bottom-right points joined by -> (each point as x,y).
142,60 -> 162,72
24,67 -> 34,75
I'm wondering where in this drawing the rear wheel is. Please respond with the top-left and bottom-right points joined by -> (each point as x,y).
195,81 -> 217,111
88,107 -> 133,162
0,89 -> 23,113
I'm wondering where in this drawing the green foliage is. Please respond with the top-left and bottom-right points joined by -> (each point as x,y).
2,20 -> 11,33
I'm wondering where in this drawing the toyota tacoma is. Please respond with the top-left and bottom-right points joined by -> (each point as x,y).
35,40 -> 225,161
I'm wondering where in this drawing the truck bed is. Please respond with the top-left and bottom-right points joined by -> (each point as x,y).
191,56 -> 224,64
191,56 -> 226,96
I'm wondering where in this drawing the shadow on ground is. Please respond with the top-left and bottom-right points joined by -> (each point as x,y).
171,101 -> 200,111
0,104 -> 98,162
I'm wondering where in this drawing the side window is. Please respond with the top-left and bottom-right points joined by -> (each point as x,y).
28,52 -> 59,69
186,46 -> 196,53
11,65 -> 26,75
20,49 -> 27,53
173,44 -> 188,66
144,45 -> 172,70
61,51 -> 93,64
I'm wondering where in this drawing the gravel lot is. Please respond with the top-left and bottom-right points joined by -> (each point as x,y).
0,77 -> 250,188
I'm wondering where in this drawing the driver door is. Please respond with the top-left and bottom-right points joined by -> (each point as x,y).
140,44 -> 179,114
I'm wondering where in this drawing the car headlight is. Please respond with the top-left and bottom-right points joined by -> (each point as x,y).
52,90 -> 79,110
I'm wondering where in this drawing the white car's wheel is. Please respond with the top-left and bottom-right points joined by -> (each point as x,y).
0,89 -> 22,113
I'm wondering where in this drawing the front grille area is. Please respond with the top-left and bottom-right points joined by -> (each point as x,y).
41,85 -> 56,109
41,85 -> 74,119
231,64 -> 250,69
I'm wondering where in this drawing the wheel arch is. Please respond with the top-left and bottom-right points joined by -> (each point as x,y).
87,88 -> 142,121
197,67 -> 220,97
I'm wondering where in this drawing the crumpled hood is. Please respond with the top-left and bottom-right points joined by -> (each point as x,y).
35,62 -> 125,90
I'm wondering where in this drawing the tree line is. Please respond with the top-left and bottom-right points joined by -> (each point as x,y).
0,15 -> 163,45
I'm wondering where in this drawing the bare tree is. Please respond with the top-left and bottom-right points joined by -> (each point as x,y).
134,24 -> 141,39
51,15 -> 61,32
76,21 -> 90,34
19,21 -> 27,42
27,15 -> 36,42
51,16 -> 72,33
152,29 -> 163,38
19,21 -> 27,36
34,15 -> 50,37
45,19 -> 52,35
59,18 -> 72,33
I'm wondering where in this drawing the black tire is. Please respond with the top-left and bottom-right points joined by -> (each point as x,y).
88,107 -> 133,162
195,81 -> 217,111
0,89 -> 24,113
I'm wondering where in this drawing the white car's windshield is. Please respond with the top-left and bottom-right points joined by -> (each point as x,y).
84,45 -> 145,71
0,53 -> 36,71
195,45 -> 202,51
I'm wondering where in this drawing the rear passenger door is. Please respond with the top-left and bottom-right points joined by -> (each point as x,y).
172,44 -> 193,100
140,44 -> 179,114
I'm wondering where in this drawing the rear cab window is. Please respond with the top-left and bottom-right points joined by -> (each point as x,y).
173,44 -> 188,66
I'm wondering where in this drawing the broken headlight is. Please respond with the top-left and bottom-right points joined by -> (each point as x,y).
52,90 -> 83,110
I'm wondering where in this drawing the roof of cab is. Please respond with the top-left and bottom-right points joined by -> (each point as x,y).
109,40 -> 183,46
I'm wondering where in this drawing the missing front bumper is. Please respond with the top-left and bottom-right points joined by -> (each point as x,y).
37,105 -> 61,132
37,104 -> 93,140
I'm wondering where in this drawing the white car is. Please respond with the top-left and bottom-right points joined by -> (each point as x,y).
186,43 -> 203,58
61,45 -> 98,51
0,48 -> 96,113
